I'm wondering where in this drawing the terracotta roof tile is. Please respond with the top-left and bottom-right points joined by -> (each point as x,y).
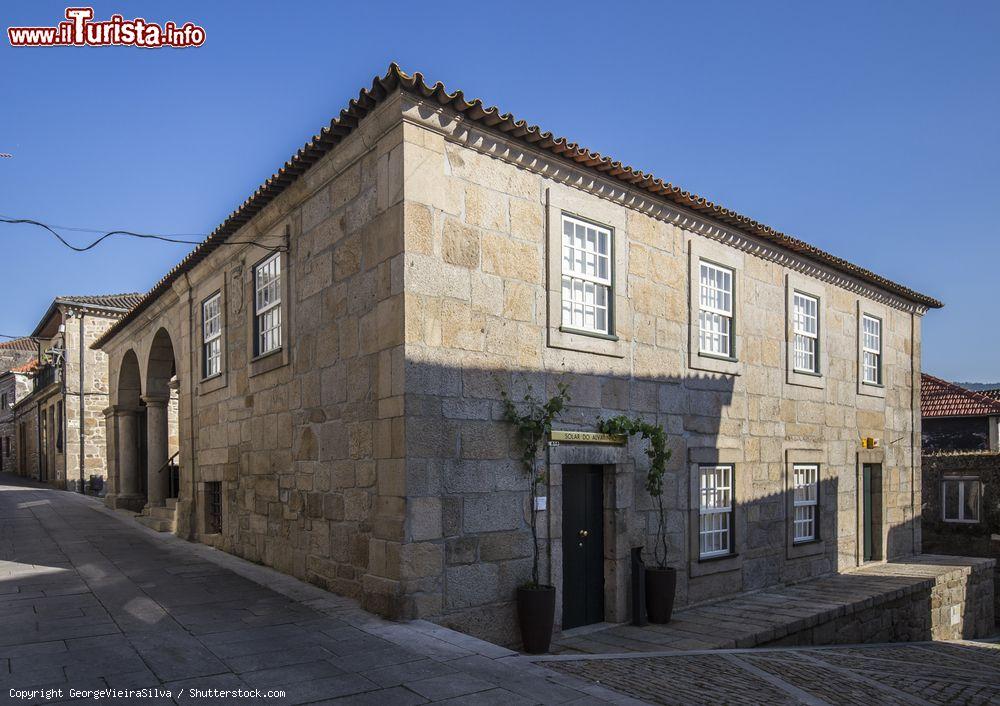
94,64 -> 943,349
10,358 -> 39,374
57,293 -> 143,311
921,373 -> 1000,418
0,337 -> 35,352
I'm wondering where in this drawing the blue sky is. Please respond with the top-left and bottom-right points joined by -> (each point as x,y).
1,1 -> 997,380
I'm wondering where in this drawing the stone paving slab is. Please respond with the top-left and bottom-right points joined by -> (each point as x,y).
538,640 -> 1000,705
0,475 -> 638,705
551,555 -> 995,655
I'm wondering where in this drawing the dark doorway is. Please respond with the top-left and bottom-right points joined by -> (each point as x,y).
862,463 -> 883,562
562,464 -> 605,630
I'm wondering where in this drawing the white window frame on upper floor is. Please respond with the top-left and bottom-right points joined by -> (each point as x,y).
254,253 -> 283,358
202,292 -> 222,379
560,213 -> 613,337
698,260 -> 735,360
862,314 -> 882,386
792,292 -> 819,374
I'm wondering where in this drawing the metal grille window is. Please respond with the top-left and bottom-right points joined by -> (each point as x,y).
862,315 -> 882,384
792,292 -> 819,373
943,477 -> 980,523
561,214 -> 612,335
699,262 -> 734,357
699,464 -> 733,558
793,464 -> 819,543
254,255 -> 282,356
202,293 -> 222,378
206,481 -> 222,533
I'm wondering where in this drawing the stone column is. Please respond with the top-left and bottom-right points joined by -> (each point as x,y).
117,409 -> 140,499
143,396 -> 169,507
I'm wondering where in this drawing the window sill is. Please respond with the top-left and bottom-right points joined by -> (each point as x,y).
698,551 -> 737,564
942,519 -> 979,525
857,379 -> 886,399
792,368 -> 822,378
547,322 -> 625,358
689,349 -> 741,377
787,537 -> 825,559
198,372 -> 228,396
559,326 -> 619,342
249,347 -> 288,378
689,550 -> 742,578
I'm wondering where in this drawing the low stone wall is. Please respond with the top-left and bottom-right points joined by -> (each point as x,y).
761,556 -> 995,647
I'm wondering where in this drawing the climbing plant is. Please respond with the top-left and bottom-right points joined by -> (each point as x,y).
598,415 -> 672,568
499,380 -> 571,587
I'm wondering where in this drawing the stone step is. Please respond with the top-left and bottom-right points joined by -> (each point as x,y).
149,505 -> 176,521
135,515 -> 172,532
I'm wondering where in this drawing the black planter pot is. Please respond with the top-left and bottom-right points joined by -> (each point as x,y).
645,566 -> 677,624
517,585 -> 556,654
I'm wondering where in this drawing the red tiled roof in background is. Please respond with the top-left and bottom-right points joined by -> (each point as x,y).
921,373 -> 1000,418
93,64 -> 943,350
981,389 -> 1000,401
9,358 -> 39,374
0,337 -> 36,352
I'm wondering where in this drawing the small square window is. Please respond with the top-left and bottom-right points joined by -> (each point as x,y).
942,477 -> 980,523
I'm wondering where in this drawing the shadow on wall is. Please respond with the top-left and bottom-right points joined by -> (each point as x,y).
400,360 -> 921,646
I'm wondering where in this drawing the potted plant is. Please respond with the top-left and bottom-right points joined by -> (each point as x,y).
499,380 -> 570,654
598,415 -> 675,623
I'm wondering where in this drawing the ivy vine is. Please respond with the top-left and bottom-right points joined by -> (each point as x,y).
598,415 -> 672,569
499,380 -> 571,588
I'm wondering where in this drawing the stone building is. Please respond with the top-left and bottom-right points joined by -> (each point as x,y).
94,65 -> 940,646
920,374 -> 1000,620
12,294 -> 141,489
0,338 -> 36,476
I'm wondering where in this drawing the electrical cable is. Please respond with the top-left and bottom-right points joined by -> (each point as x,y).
0,216 -> 286,253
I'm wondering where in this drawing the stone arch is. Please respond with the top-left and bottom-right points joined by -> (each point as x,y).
143,328 -> 179,507
110,349 -> 145,511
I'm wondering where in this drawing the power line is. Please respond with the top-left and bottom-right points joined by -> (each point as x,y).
0,333 -> 35,340
0,216 -> 286,253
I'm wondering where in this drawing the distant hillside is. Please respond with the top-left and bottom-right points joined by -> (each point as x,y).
954,381 -> 1000,392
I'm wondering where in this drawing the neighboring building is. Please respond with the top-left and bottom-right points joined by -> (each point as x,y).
0,356 -> 36,476
13,294 -> 142,490
920,374 -> 1000,620
0,336 -> 37,374
94,65 -> 939,646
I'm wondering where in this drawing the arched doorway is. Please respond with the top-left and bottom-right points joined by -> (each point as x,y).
144,328 -> 179,508
114,350 -> 145,510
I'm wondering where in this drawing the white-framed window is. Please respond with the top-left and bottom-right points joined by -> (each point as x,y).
699,464 -> 733,558
202,293 -> 222,378
942,477 -> 981,523
792,292 -> 819,374
561,214 -> 612,335
254,254 -> 282,356
793,464 -> 819,543
699,261 -> 734,357
862,314 -> 882,385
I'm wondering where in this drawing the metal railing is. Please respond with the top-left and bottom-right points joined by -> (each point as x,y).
157,450 -> 180,499
33,364 -> 58,391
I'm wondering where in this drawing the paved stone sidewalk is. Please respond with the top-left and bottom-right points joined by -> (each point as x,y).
550,555 -> 994,655
0,475 -> 638,705
540,640 -> 1000,705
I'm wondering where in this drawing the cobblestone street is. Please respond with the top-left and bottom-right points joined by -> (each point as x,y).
542,641 -> 1000,705
0,476 -> 634,705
